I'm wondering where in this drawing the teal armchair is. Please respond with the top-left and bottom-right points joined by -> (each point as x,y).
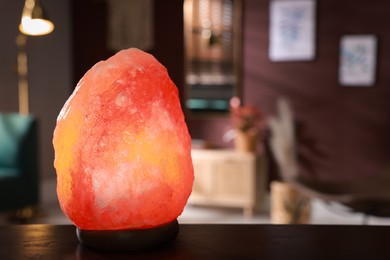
0,113 -> 39,212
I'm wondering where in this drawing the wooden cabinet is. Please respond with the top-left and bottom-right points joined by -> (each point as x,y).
188,149 -> 267,217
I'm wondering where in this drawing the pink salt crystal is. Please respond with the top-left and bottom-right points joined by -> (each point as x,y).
53,48 -> 194,230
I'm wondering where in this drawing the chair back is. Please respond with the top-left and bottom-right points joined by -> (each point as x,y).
0,113 -> 39,211
0,113 -> 37,170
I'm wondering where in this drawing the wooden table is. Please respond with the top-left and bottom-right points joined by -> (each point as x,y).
0,224 -> 388,259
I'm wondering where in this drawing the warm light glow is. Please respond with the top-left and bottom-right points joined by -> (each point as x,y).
19,17 -> 54,36
19,0 -> 54,36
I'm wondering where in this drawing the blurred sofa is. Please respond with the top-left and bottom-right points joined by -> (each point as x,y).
0,113 -> 39,212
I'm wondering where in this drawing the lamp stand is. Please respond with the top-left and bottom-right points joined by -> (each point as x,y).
16,33 -> 29,115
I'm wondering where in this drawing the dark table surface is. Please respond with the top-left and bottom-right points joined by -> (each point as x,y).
0,224 -> 389,259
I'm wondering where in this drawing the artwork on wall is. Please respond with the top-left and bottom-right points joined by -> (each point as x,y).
269,0 -> 316,62
339,35 -> 378,87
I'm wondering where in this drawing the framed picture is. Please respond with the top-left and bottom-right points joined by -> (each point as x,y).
339,35 -> 378,87
269,0 -> 316,61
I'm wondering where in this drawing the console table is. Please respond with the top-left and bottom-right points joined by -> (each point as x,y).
189,149 -> 267,217
0,224 -> 388,259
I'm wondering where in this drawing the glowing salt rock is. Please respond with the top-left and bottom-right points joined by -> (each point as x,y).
53,48 -> 194,230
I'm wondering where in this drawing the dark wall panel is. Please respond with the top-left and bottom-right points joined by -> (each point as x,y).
72,0 -> 184,93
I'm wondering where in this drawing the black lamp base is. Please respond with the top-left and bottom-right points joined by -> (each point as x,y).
76,219 -> 179,251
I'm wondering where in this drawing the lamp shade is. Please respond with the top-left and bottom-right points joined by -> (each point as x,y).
19,0 -> 54,36
53,48 -> 194,231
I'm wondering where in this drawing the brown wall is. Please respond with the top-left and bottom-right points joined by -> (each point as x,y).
239,0 -> 390,182
73,0 -> 390,182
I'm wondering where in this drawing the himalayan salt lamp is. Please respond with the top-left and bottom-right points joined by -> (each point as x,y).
53,48 -> 194,250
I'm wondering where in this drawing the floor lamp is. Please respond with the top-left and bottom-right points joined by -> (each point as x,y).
17,0 -> 54,115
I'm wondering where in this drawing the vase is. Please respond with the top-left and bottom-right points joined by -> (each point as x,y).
270,181 -> 311,224
234,129 -> 258,152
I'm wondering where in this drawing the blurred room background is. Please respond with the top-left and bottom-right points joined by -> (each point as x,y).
1,0 -> 390,226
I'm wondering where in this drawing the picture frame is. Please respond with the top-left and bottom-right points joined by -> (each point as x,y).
269,0 -> 316,62
339,35 -> 378,87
